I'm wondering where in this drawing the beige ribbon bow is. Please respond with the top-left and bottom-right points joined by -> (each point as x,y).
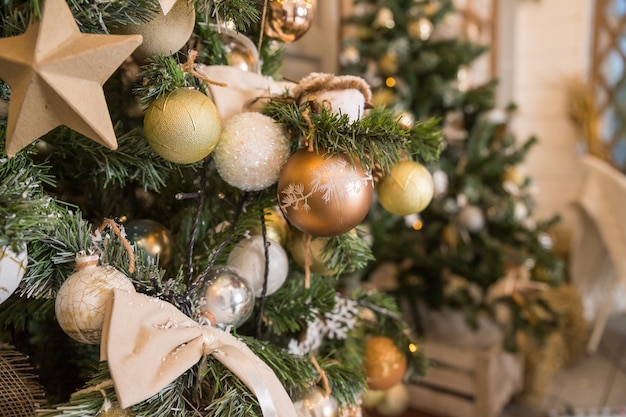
100,289 -> 297,415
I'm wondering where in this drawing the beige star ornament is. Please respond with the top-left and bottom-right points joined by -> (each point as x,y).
0,0 -> 142,157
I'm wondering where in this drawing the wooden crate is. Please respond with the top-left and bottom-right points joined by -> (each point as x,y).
407,339 -> 524,417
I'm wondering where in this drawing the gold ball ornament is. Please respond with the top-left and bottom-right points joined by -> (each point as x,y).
501,166 -> 526,186
375,383 -> 409,416
111,0 -> 195,63
55,254 -> 135,344
213,112 -> 290,191
0,245 -> 27,305
211,24 -> 260,73
144,88 -> 222,164
249,207 -> 291,247
376,160 -> 434,216
364,336 -> 407,391
378,52 -> 398,76
288,229 -> 338,276
124,219 -> 173,267
264,0 -> 317,43
278,149 -> 374,237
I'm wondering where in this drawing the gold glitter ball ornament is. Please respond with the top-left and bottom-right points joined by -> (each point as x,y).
55,254 -> 135,344
214,112 -> 290,191
278,149 -> 374,237
364,336 -> 407,391
111,0 -> 195,64
376,160 -> 434,216
144,88 -> 222,164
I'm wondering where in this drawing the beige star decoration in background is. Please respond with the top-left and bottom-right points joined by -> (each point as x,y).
0,0 -> 142,157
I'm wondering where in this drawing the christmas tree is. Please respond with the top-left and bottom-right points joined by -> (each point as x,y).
0,0 -> 442,415
341,0 -> 565,352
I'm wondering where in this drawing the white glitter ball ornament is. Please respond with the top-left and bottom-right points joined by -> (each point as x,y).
227,236 -> 289,297
55,254 -> 135,344
213,112 -> 290,191
0,245 -> 27,305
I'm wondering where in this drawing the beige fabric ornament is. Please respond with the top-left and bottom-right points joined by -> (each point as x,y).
101,289 -> 298,415
292,73 -> 373,122
0,0 -> 142,157
198,65 -> 296,121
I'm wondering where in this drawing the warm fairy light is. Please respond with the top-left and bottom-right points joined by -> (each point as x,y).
404,213 -> 423,230
457,66 -> 470,92
385,77 -> 397,87
408,343 -> 418,353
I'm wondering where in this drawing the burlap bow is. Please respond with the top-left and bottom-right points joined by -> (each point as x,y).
100,289 -> 297,415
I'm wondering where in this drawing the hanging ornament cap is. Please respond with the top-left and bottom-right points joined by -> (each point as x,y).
293,73 -> 373,122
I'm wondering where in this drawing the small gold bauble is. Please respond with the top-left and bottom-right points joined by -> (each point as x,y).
376,160 -> 434,216
501,166 -> 525,186
111,0 -> 195,63
378,51 -> 398,75
371,89 -> 396,108
55,254 -> 135,344
144,88 -> 222,164
124,219 -> 173,267
278,149 -> 374,237
249,207 -> 291,247
288,229 -> 338,276
264,0 -> 317,43
364,336 -> 407,391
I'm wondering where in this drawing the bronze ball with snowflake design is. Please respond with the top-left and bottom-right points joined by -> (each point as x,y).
277,149 -> 374,237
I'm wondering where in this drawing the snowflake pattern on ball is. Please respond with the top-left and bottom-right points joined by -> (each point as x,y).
280,159 -> 373,212
287,294 -> 359,356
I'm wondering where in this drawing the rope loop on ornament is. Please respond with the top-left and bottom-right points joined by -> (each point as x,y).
98,218 -> 136,274
181,50 -> 227,87
310,356 -> 331,397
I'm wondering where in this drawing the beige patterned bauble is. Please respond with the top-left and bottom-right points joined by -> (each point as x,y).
278,149 -> 374,237
376,160 -> 434,216
213,112 -> 290,191
0,245 -> 27,305
55,254 -> 135,344
227,236 -> 289,297
110,0 -> 195,63
144,88 -> 222,164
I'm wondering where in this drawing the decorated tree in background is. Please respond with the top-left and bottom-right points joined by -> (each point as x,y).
341,0 -> 566,352
0,0 -> 442,416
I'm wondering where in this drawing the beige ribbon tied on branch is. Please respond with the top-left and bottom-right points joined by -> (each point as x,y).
100,289 -> 297,415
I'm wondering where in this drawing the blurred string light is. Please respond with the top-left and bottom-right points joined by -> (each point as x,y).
404,213 -> 423,230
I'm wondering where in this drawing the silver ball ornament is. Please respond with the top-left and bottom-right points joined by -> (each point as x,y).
458,205 -> 485,233
294,387 -> 338,417
196,267 -> 254,327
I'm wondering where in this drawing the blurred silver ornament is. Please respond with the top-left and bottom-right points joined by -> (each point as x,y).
196,267 -> 254,327
458,205 -> 485,233
340,46 -> 361,66
537,232 -> 553,250
432,170 -> 449,197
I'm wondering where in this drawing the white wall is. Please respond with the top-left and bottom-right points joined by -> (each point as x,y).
505,0 -> 593,221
